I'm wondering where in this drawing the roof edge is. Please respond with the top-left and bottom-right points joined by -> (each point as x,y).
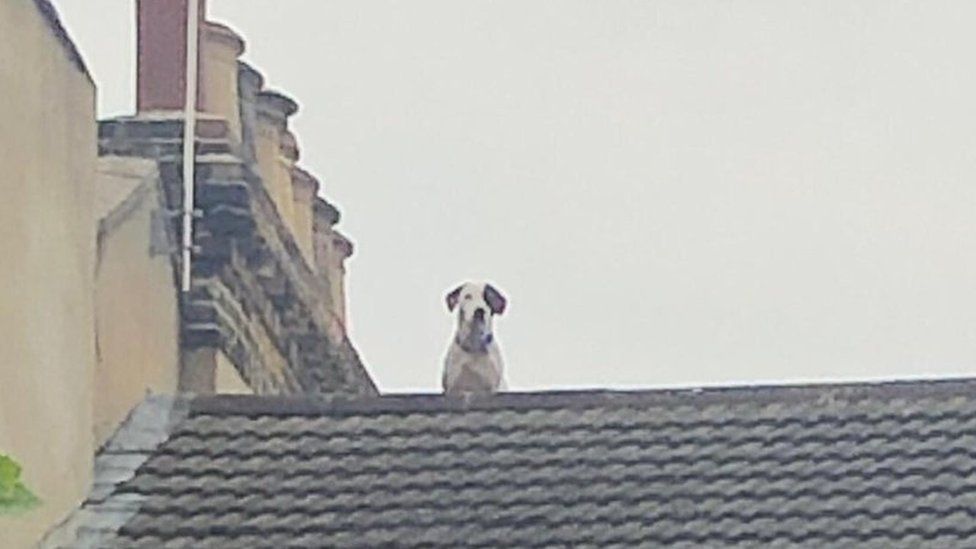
33,0 -> 93,82
190,375 -> 976,417
40,395 -> 191,549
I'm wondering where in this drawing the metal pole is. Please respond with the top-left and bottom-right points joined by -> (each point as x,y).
181,0 -> 200,292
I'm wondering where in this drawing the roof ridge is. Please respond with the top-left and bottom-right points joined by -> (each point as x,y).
188,375 -> 976,417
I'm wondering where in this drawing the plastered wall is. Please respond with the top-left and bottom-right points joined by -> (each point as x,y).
93,158 -> 181,448
0,2 -> 97,546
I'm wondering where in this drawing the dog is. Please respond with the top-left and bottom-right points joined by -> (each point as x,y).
442,282 -> 508,395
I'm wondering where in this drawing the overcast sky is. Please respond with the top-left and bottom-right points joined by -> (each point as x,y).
55,1 -> 976,392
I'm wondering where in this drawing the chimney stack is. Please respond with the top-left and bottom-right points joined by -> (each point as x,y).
136,0 -> 207,112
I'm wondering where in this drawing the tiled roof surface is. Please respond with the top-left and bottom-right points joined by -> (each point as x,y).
84,379 -> 976,547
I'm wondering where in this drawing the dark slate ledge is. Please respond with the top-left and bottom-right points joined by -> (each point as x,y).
189,375 -> 976,418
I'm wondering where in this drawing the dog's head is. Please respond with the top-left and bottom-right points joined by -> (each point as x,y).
446,281 -> 507,353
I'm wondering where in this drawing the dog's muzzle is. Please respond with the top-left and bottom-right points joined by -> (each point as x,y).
457,333 -> 494,354
457,315 -> 493,353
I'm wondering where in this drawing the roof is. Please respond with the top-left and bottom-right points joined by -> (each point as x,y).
58,377 -> 976,547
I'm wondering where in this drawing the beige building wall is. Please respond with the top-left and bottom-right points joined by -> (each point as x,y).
92,157 -> 180,448
0,2 -> 97,547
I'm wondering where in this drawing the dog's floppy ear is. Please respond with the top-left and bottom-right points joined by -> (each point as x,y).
445,285 -> 463,312
483,284 -> 507,315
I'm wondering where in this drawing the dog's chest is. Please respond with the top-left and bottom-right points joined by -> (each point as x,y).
449,348 -> 497,373
444,344 -> 503,392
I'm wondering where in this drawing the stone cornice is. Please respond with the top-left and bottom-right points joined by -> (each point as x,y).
313,197 -> 342,227
203,21 -> 245,56
238,61 -> 265,91
331,230 -> 355,260
256,90 -> 299,127
98,115 -> 377,397
291,167 -> 320,197
280,130 -> 300,162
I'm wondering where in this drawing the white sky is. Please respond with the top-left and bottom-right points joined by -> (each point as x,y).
54,1 -> 976,392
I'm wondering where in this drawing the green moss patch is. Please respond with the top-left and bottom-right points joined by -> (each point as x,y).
0,454 -> 40,514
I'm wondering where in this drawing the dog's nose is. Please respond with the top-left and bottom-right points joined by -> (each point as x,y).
473,308 -> 486,321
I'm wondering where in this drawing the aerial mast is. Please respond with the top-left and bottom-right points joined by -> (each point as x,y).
180,0 -> 200,292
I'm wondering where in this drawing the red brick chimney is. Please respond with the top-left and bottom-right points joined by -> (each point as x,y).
136,0 -> 207,111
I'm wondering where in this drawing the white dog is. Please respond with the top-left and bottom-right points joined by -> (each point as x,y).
442,281 -> 508,395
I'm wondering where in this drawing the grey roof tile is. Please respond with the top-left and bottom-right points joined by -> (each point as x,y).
61,377 -> 976,547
